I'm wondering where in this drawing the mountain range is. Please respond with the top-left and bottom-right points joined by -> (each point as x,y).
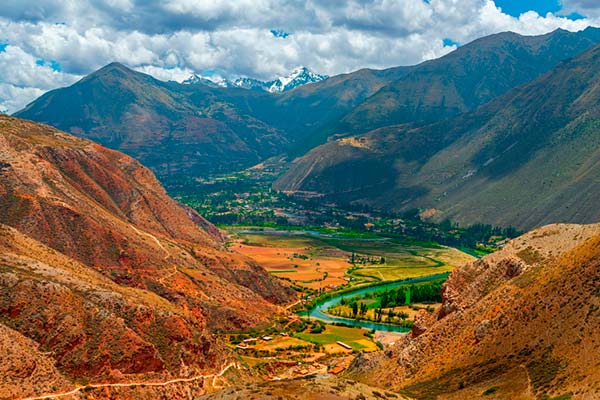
5,22 -> 600,400
13,26 -> 600,229
3,118 -> 599,398
17,28 -> 600,186
182,66 -> 328,93
276,35 -> 600,230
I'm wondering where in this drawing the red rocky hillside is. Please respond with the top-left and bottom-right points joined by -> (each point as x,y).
0,115 -> 295,398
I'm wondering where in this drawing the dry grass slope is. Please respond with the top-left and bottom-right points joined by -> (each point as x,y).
346,223 -> 600,399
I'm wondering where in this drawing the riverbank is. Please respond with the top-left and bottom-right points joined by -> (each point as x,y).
299,273 -> 449,332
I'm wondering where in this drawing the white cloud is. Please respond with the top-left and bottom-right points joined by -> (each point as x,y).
561,0 -> 600,18
0,83 -> 46,113
0,0 -> 599,113
0,44 -> 81,111
134,64 -> 194,82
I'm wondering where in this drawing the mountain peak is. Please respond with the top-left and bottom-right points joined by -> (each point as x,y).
267,66 -> 328,93
83,61 -> 140,83
96,61 -> 132,74
181,66 -> 327,93
182,73 -> 221,87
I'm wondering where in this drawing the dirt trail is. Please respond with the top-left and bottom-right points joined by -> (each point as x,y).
129,223 -> 169,258
520,364 -> 534,398
285,299 -> 302,310
158,266 -> 178,284
21,363 -> 238,400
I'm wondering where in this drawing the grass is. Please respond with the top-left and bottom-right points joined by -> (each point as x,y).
544,395 -> 572,400
237,233 -> 326,249
351,264 -> 454,281
252,337 -> 309,351
269,270 -> 298,274
294,325 -> 377,352
230,229 -> 474,292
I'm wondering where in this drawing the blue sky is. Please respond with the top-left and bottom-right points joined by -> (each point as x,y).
495,0 -> 562,17
0,0 -> 599,113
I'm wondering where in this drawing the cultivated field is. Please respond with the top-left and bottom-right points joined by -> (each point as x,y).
231,232 -> 351,289
228,229 -> 475,291
295,325 -> 379,352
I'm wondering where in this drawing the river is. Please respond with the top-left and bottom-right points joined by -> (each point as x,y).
298,273 -> 449,332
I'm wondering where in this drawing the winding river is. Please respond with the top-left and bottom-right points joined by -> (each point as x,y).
235,229 -> 450,332
299,273 -> 449,332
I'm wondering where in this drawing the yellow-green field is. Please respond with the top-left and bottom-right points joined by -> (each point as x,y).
228,229 -> 474,291
294,325 -> 379,352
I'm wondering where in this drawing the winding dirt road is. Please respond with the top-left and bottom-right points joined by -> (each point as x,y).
284,299 -> 302,310
21,362 -> 238,400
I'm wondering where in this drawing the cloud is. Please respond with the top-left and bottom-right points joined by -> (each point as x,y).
561,0 -> 600,17
134,64 -> 194,82
0,83 -> 46,113
0,0 -> 599,113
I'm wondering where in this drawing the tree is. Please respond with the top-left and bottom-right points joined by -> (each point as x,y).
381,290 -> 391,308
351,301 -> 359,318
359,302 -> 368,317
394,288 -> 405,307
386,309 -> 395,322
375,308 -> 383,322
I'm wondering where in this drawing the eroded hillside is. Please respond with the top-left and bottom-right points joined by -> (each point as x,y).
346,223 -> 600,399
0,115 -> 295,399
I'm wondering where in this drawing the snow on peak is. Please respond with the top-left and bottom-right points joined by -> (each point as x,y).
267,67 -> 327,93
181,67 -> 327,93
182,74 -> 233,88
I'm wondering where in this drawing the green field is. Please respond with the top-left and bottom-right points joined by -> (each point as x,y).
230,228 -> 475,289
295,325 -> 377,352
236,233 -> 325,248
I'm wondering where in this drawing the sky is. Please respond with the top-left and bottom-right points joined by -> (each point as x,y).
1,0 -> 600,113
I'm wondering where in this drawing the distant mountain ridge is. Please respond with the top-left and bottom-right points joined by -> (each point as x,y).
334,27 -> 600,135
275,40 -> 600,230
15,27 -> 600,217
14,61 -> 392,184
182,66 -> 328,93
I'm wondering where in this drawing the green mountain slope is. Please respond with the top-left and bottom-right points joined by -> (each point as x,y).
336,27 -> 600,135
15,63 -> 407,184
275,42 -> 600,230
15,28 -> 600,188
15,62 -> 288,183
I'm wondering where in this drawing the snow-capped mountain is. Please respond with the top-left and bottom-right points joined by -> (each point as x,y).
232,77 -> 270,92
181,67 -> 327,92
182,74 -> 234,88
266,67 -> 328,93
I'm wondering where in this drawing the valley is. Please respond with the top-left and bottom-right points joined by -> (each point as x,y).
158,161 -> 498,386
0,114 -> 517,399
4,9 -> 600,399
229,229 -> 471,293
